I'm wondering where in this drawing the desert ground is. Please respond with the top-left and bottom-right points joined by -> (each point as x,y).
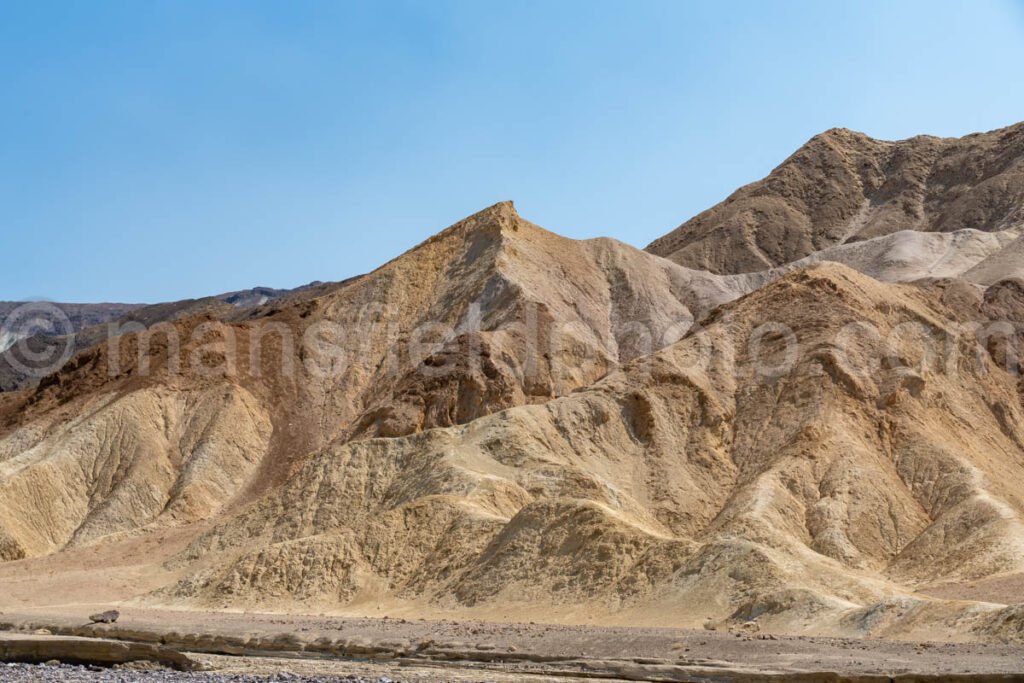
6,607 -> 1024,682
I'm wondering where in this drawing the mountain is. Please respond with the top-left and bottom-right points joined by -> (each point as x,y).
3,126 -> 1024,644
0,302 -> 142,354
0,284 -> 330,392
158,263 -> 1024,641
647,123 -> 1024,274
0,202 -> 760,562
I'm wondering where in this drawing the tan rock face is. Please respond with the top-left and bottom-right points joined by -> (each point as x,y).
0,384 -> 271,560
3,126 -> 1024,641
150,264 -> 1024,639
0,202 -> 754,559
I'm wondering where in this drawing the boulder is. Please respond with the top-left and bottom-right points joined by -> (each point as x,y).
88,610 -> 120,624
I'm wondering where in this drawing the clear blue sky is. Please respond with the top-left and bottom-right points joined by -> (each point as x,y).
3,0 -> 1023,303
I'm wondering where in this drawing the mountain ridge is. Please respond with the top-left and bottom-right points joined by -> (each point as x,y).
2,125 -> 1024,643
647,121 -> 1024,274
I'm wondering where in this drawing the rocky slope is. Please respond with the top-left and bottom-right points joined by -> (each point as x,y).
0,202 -> 759,566
648,122 -> 1024,274
153,263 -> 1024,641
2,125 -> 1024,642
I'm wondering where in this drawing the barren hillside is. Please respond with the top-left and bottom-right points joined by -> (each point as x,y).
648,123 -> 1024,274
0,203 -> 758,564
2,127 -> 1024,644
151,263 -> 1024,641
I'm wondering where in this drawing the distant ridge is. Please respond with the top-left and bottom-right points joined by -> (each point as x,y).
647,122 -> 1024,274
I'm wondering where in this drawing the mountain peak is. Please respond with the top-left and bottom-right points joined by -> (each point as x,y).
459,199 -> 519,229
812,126 -> 874,143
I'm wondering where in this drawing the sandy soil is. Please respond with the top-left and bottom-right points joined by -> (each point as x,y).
921,572 -> 1024,605
0,527 -> 200,610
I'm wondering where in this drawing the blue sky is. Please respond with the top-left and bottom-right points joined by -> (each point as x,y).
2,0 -> 1023,303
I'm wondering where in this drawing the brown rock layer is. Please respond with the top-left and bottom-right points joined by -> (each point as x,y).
648,123 -> 1024,274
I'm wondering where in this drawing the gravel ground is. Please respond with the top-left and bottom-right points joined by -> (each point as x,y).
0,663 -> 453,683
6,608 -> 1024,681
